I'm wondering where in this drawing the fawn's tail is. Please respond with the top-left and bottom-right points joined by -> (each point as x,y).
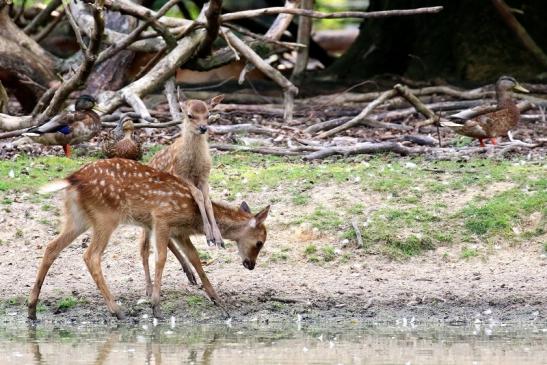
38,179 -> 70,194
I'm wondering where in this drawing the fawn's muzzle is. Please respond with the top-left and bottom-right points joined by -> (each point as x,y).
198,125 -> 208,134
243,259 -> 255,270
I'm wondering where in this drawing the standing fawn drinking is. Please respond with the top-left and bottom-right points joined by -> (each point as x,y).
28,158 -> 270,320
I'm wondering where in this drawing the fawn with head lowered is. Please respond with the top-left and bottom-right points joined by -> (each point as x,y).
28,158 -> 270,320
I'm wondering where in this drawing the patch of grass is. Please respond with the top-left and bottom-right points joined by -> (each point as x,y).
384,235 -> 435,259
339,253 -> 352,263
461,186 -> 546,236
461,247 -> 479,259
15,229 -> 23,238
304,244 -> 317,255
57,296 -> 78,311
292,192 -> 311,205
295,206 -> 343,231
1,197 -> 13,205
41,203 -> 53,211
198,250 -> 212,261
348,203 -> 365,215
0,155 -> 93,191
544,242 -> 547,253
270,250 -> 289,263
322,245 -> 336,262
185,295 -> 205,307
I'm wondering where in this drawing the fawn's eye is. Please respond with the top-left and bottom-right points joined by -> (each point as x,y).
187,113 -> 193,119
256,241 -> 264,249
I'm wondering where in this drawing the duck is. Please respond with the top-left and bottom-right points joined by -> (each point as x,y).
102,116 -> 142,160
441,76 -> 529,147
22,95 -> 102,157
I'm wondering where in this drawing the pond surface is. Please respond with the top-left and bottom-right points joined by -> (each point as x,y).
0,320 -> 545,365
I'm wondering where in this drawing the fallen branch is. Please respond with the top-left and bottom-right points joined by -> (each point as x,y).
491,0 -> 547,68
24,0 -> 62,34
221,6 -> 443,22
197,0 -> 222,56
209,124 -> 277,136
351,219 -> 364,248
291,0 -> 312,82
35,0 -> 105,124
223,29 -> 299,123
210,143 -> 303,156
317,89 -> 397,138
304,141 -> 420,160
164,77 -> 183,124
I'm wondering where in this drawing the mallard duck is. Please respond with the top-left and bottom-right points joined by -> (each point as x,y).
441,76 -> 529,147
102,116 -> 142,160
22,95 -> 101,157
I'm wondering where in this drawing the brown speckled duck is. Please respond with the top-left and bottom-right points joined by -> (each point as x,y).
102,116 -> 142,160
441,76 -> 529,147
22,95 -> 101,157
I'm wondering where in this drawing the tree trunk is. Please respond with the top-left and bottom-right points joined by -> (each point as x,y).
0,9 -> 56,112
328,0 -> 547,83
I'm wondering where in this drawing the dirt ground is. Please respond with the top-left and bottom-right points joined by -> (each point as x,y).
0,182 -> 545,326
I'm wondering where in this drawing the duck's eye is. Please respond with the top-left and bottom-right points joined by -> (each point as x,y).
256,241 -> 264,249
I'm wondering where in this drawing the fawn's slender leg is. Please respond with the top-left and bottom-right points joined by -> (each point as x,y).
151,222 -> 170,318
182,179 -> 214,245
167,240 -> 197,286
28,208 -> 87,320
173,234 -> 221,304
140,229 -> 197,297
139,229 -> 154,297
198,180 -> 224,248
83,217 -> 123,319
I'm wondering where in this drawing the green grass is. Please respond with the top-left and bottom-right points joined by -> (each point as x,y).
0,152 -> 544,261
294,206 -> 343,231
0,155 -> 93,192
461,185 -> 546,236
461,247 -> 479,259
185,295 -> 205,308
322,245 -> 336,262
197,250 -> 212,261
57,296 -> 78,311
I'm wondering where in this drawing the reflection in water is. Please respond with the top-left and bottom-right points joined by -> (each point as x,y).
0,321 -> 545,364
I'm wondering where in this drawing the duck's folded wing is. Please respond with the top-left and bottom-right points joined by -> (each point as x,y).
24,112 -> 76,135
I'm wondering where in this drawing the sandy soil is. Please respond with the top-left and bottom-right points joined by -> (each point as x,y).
0,182 -> 545,326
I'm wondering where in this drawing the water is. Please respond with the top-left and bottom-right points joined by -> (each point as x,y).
0,321 -> 545,364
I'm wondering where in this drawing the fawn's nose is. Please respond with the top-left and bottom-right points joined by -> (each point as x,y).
198,125 -> 208,134
243,259 -> 255,270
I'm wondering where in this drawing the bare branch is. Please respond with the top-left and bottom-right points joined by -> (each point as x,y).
221,6 -> 443,22
491,0 -> 547,68
164,77 -> 183,123
304,142 -> 420,160
62,0 -> 88,52
96,0 -> 180,64
291,0 -> 313,82
33,8 -> 65,42
223,29 -> 298,123
198,0 -> 223,56
24,0 -> 62,33
37,0 -> 105,123
317,89 -> 397,138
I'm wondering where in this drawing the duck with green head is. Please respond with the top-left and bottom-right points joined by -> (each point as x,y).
441,76 -> 529,147
23,95 -> 102,157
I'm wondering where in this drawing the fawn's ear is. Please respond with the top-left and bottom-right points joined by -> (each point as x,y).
208,95 -> 224,109
240,201 -> 251,213
253,205 -> 270,226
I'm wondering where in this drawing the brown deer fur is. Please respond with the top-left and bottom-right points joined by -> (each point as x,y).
141,96 -> 224,293
28,158 -> 270,320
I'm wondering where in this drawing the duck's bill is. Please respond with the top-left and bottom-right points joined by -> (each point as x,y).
513,83 -> 529,93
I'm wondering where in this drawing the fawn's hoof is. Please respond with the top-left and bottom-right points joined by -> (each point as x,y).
206,239 -> 215,247
114,310 -> 126,320
152,306 -> 162,320
28,310 -> 37,321
185,271 -> 198,286
217,239 -> 225,249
